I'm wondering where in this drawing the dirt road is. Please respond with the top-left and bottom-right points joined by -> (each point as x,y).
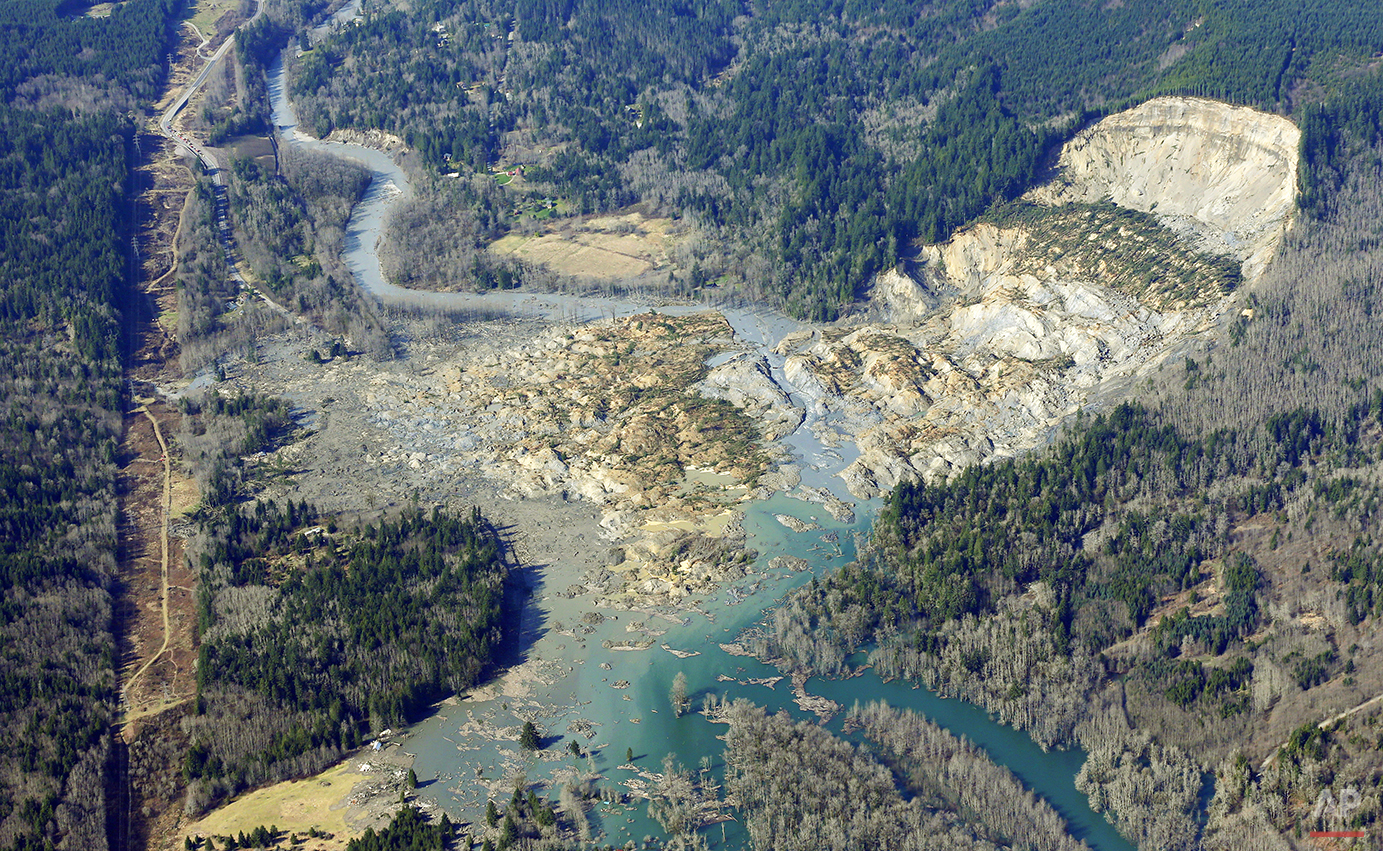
120,405 -> 177,726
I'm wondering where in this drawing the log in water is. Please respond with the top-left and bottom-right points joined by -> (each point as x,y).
266,44 -> 1135,850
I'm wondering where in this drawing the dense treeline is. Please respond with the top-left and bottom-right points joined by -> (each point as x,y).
210,12 -> 294,143
750,393 -> 1383,846
0,104 -> 134,850
175,176 -> 244,371
720,698 -> 1083,851
181,484 -> 506,812
345,808 -> 454,851
1157,139 -> 1383,435
847,701 -> 1085,851
286,0 -> 1383,318
376,171 -> 524,294
766,395 -> 1383,664
1298,71 -> 1383,217
201,0 -> 352,144
176,391 -> 298,509
221,145 -> 392,355
0,0 -> 176,107
758,402 -> 1256,670
0,107 -> 129,367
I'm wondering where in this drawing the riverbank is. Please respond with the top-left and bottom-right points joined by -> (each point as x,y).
180,23 -> 1193,849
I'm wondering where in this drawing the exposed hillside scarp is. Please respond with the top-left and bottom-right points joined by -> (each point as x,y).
1029,97 -> 1301,280
784,98 -> 1300,498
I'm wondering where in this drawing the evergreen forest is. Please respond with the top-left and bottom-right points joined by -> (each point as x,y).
289,0 -> 1383,318
0,0 -> 179,843
180,481 -> 507,812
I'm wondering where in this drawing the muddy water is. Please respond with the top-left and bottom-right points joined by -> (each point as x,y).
266,53 -> 1134,851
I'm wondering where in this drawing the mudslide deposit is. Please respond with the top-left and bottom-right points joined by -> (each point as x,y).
784,97 -> 1300,497
239,98 -> 1301,600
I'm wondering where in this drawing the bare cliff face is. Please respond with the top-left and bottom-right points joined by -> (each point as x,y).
773,97 -> 1300,498
1028,97 -> 1300,280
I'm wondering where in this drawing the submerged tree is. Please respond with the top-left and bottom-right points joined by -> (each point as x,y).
670,672 -> 689,717
519,721 -> 540,751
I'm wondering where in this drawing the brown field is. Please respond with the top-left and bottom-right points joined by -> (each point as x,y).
187,0 -> 249,42
119,12 -> 215,849
489,211 -> 687,280
117,400 -> 199,729
81,2 -> 119,17
133,17 -> 215,379
122,10 -> 203,728
223,133 -> 278,171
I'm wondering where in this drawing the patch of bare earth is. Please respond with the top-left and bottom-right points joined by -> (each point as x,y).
489,211 -> 687,280
131,22 -> 215,380
118,401 -> 198,726
118,400 -> 200,847
119,19 -> 212,850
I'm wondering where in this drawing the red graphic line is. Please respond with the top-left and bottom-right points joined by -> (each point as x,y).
1309,830 -> 1368,838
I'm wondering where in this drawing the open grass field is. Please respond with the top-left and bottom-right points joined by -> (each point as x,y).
181,760 -> 357,851
489,212 -> 686,280
187,0 -> 245,41
81,2 -> 119,18
222,134 -> 277,170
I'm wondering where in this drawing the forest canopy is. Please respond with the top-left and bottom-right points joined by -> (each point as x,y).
0,95 -> 137,851
0,0 -> 178,106
0,0 -> 182,844
289,0 -> 1383,318
182,494 -> 508,813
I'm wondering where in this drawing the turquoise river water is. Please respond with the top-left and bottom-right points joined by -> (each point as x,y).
265,38 -> 1138,849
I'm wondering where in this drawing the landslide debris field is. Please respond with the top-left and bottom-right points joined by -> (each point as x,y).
222,312 -> 798,612
194,96 -> 1304,614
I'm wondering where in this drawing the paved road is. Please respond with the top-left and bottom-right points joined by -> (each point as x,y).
159,1 -> 257,142
155,1 -> 300,325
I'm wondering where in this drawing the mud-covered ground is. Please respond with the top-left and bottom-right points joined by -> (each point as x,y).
195,311 -> 778,613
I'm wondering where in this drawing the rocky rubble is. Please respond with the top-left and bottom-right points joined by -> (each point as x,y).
779,97 -> 1299,497
242,312 -> 798,611
352,312 -> 770,515
695,354 -> 804,440
228,99 -> 1299,608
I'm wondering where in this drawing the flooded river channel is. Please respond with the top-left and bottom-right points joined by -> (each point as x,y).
267,47 -> 1135,850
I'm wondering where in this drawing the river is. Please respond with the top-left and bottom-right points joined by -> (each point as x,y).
267,48 -> 1136,851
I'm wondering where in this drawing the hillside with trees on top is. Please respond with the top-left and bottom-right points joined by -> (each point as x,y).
287,0 -> 1383,318
746,81 -> 1383,847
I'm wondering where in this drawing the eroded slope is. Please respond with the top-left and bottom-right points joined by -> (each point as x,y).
785,97 -> 1299,497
